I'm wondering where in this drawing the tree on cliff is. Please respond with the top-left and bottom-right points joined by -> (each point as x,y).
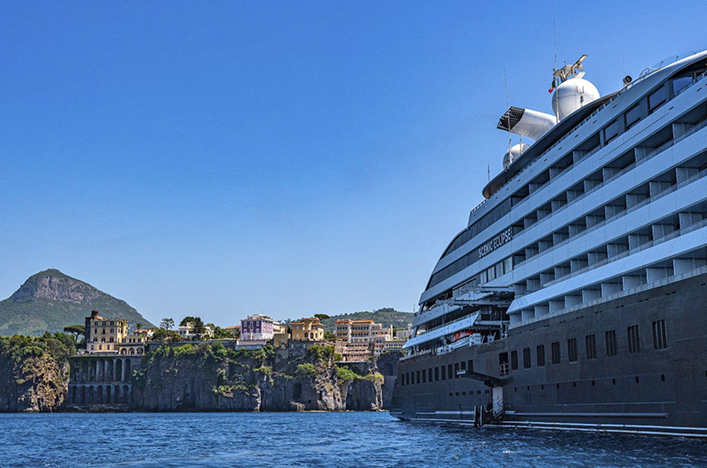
63,325 -> 85,344
160,318 -> 175,330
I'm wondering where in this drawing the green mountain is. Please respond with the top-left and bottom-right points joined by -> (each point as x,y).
0,269 -> 154,336
320,308 -> 413,332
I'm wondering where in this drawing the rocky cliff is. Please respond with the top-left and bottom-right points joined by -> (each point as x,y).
0,335 -> 72,412
0,269 -> 154,336
133,342 -> 400,412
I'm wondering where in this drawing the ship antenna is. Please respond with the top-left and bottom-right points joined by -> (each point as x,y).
553,17 -> 558,72
503,68 -> 512,150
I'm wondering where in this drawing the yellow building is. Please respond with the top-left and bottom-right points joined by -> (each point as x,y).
291,317 -> 325,341
85,310 -> 129,354
116,335 -> 146,355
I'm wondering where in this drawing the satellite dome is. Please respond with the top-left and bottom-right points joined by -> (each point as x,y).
552,76 -> 600,121
503,143 -> 530,170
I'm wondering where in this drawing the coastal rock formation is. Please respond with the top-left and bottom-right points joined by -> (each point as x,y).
133,343 -> 400,412
0,335 -> 72,412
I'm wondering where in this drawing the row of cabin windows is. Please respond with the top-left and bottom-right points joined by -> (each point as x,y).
401,320 -> 668,385
430,75 -> 707,293
508,320 -> 667,372
400,359 -> 474,386
440,74 -> 702,264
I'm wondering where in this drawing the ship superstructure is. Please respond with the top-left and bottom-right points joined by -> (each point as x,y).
391,51 -> 707,436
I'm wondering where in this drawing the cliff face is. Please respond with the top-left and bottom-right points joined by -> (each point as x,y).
0,335 -> 71,412
133,343 -> 400,412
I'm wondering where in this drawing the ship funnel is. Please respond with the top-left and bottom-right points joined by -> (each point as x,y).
497,107 -> 556,141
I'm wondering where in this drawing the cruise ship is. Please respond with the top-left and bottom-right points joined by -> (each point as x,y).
390,50 -> 707,437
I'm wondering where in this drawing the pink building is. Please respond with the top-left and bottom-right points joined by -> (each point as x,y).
240,314 -> 274,341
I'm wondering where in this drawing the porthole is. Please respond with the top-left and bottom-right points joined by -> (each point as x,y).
556,383 -> 560,389
635,376 -> 640,384
514,387 -> 517,392
541,385 -> 544,390
612,378 -> 616,385
573,382 -> 576,388
527,386 -> 530,391
592,380 -> 595,386
661,374 -> 666,382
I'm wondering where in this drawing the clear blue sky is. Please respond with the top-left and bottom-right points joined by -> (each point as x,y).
1,1 -> 704,326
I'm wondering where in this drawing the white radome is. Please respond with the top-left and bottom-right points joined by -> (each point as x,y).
552,76 -> 600,120
503,143 -> 530,170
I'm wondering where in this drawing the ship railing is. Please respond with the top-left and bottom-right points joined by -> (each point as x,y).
491,64 -> 706,199
538,215 -> 707,291
513,264 -> 707,329
512,119 -> 707,273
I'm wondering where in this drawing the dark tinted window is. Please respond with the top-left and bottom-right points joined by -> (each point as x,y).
652,319 -> 667,349
606,330 -> 617,356
536,345 -> 545,366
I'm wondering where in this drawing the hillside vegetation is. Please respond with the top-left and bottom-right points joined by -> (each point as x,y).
319,308 -> 413,332
0,269 -> 153,336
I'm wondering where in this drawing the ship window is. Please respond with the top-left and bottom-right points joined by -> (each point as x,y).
606,330 -> 618,356
649,85 -> 667,113
523,348 -> 531,369
435,367 -> 439,381
448,364 -> 453,379
467,360 -> 473,373
511,350 -> 518,370
568,338 -> 578,362
416,370 -> 420,383
428,368 -> 433,382
454,363 -> 460,378
460,361 -> 466,373
551,341 -> 561,364
586,334 -> 597,360
628,325 -> 641,353
672,76 -> 692,96
652,319 -> 668,350
536,345 -> 545,367
625,103 -> 643,129
422,370 -> 426,383
604,119 -> 620,143
441,365 -> 446,380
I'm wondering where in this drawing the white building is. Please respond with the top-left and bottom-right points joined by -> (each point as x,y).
178,322 -> 214,339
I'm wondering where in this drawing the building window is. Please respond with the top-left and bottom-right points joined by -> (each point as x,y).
652,320 -> 667,349
536,345 -> 545,367
628,325 -> 641,353
551,341 -> 561,364
511,350 -> 518,370
568,338 -> 578,362
586,334 -> 597,360
523,348 -> 531,369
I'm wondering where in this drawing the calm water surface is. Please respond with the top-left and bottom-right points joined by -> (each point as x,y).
0,412 -> 706,468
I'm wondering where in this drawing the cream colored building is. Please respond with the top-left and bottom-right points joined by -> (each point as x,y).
116,335 -> 146,355
86,311 -> 128,354
291,317 -> 325,341
335,319 -> 407,361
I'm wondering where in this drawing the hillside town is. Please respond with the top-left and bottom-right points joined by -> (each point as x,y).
79,310 -> 412,363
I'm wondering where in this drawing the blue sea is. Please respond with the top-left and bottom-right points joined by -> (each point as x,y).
1,412 -> 706,468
